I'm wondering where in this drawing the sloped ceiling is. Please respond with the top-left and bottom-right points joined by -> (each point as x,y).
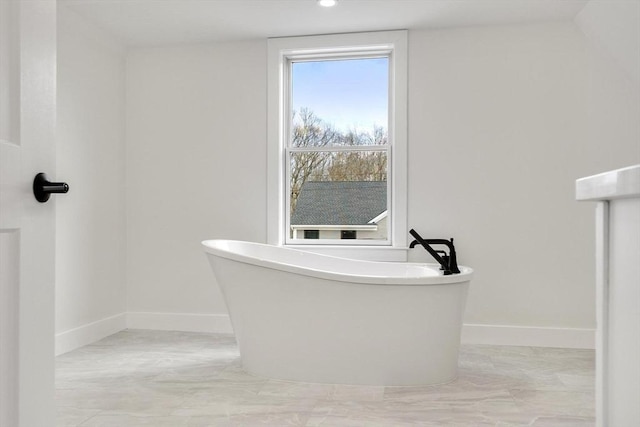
575,0 -> 640,86
60,0 -> 588,47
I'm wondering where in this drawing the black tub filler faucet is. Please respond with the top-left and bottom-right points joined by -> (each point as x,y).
409,229 -> 461,275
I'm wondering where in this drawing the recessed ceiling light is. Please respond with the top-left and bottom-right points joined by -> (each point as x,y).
318,0 -> 337,7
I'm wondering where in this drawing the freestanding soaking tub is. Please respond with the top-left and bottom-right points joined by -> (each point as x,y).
202,240 -> 473,386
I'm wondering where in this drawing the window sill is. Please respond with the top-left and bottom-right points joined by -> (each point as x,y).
285,245 -> 409,262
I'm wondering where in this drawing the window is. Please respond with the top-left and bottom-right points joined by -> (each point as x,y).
303,229 -> 319,239
288,57 -> 389,243
268,31 -> 407,255
341,230 -> 357,240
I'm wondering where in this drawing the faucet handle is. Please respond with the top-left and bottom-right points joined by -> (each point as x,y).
439,253 -> 450,270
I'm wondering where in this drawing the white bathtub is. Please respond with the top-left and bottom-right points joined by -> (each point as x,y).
202,239 -> 473,386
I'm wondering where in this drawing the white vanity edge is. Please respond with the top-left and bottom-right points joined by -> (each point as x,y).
576,164 -> 640,201
575,163 -> 640,427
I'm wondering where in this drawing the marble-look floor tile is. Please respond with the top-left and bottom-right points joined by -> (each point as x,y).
306,400 -> 499,426
79,413 -> 191,426
56,406 -> 101,427
57,385 -> 191,416
511,389 -> 595,418
332,384 -> 385,401
258,380 -> 335,399
557,373 -> 595,392
529,415 -> 596,426
56,330 -> 595,427
185,412 -> 309,427
174,394 -> 317,423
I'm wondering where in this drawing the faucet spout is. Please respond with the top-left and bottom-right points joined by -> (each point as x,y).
409,229 -> 461,275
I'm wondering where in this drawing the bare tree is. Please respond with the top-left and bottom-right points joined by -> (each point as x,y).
327,152 -> 387,182
327,125 -> 387,181
290,108 -> 339,213
290,109 -> 388,215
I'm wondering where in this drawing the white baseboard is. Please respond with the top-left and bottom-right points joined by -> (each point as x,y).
126,312 -> 234,334
462,323 -> 595,349
55,312 -> 127,356
55,314 -> 595,354
127,314 -> 595,349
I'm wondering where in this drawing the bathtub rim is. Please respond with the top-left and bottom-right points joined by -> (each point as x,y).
202,239 -> 473,286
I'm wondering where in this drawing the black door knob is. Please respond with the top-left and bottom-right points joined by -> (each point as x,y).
33,173 -> 69,203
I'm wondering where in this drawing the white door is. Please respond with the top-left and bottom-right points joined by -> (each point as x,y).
0,0 -> 57,425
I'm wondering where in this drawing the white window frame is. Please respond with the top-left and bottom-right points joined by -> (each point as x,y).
267,31 -> 408,261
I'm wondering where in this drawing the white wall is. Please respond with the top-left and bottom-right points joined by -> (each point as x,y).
576,0 -> 640,88
408,23 -> 595,331
124,22 -> 589,343
122,16 -> 638,347
575,0 -> 640,173
409,20 -> 637,341
56,6 -> 127,354
125,42 -> 267,320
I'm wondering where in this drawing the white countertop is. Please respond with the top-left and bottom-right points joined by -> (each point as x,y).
576,164 -> 640,201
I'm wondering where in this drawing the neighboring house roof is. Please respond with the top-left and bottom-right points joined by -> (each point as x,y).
291,181 -> 387,226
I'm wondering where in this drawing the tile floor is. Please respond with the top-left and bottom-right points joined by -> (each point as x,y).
56,330 -> 595,426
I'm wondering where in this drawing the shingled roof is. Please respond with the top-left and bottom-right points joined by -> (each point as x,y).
291,181 -> 387,226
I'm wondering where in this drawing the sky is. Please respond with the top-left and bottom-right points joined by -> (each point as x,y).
291,57 -> 389,134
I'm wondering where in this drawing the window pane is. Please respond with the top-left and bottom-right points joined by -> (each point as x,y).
289,151 -> 388,241
341,230 -> 357,240
304,230 -> 319,239
291,58 -> 388,147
